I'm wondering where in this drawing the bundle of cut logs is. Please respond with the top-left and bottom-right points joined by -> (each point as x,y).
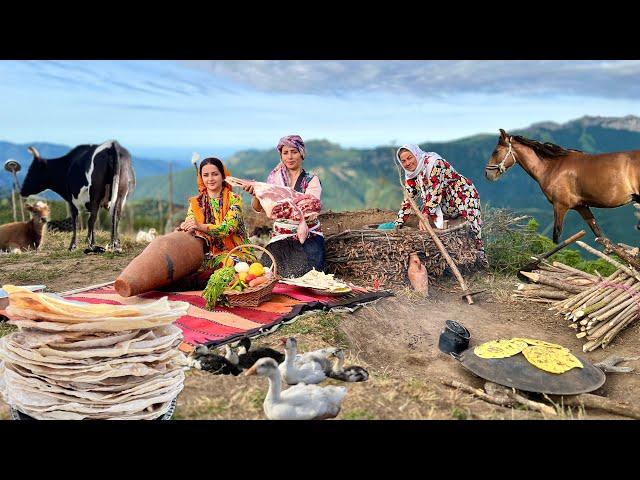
513,240 -> 640,352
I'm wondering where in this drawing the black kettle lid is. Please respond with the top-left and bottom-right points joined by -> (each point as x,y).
445,320 -> 470,339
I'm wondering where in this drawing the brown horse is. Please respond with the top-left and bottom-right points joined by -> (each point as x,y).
484,129 -> 640,243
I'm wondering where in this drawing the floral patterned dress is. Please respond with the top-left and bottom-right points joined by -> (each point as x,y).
185,191 -> 250,258
395,157 -> 483,249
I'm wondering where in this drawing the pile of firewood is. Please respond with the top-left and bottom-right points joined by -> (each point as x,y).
514,240 -> 640,352
325,222 -> 483,287
512,262 -> 599,303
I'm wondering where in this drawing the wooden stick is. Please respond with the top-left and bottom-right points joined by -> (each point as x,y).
59,280 -> 116,296
517,283 -> 546,291
581,278 -> 634,308
396,165 -> 475,304
440,379 -> 512,407
485,382 -> 557,416
516,289 -> 571,299
587,278 -> 635,310
583,337 -> 603,352
513,297 -> 556,304
602,312 -> 639,345
558,271 -> 622,310
561,271 -> 626,312
596,237 -> 640,272
576,241 -> 640,281
441,379 -> 556,416
552,261 -> 599,280
587,305 -> 634,340
592,293 -> 638,322
571,278 -> 598,286
537,262 -> 565,273
518,271 -> 585,293
561,393 -> 640,420
574,300 -> 608,318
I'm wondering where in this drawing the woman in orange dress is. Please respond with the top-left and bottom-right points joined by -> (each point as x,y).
173,157 -> 252,288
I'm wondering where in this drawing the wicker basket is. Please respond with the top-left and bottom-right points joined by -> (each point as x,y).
222,244 -> 279,307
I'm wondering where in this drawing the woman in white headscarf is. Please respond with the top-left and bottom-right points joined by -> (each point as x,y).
393,144 -> 484,252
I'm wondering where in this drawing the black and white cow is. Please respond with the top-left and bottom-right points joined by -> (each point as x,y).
20,140 -> 136,253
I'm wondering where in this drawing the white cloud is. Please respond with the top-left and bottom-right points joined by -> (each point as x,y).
183,60 -> 640,99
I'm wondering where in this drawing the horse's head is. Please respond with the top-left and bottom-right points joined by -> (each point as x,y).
485,129 -> 518,182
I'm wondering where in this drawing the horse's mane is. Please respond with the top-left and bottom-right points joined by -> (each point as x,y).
510,135 -> 582,158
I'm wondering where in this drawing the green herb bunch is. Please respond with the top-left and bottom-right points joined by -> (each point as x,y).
202,266 -> 236,310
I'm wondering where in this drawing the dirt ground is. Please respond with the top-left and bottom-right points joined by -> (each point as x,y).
1,230 -> 639,420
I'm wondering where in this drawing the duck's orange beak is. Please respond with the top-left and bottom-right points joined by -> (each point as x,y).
245,364 -> 258,376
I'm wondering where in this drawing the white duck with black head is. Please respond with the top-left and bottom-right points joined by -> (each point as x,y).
245,357 -> 347,420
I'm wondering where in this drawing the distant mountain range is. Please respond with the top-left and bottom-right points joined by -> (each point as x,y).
133,115 -> 640,245
4,115 -> 640,245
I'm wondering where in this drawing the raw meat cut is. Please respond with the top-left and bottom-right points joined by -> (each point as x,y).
226,176 -> 321,243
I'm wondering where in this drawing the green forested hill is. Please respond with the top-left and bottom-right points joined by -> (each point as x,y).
125,115 -> 640,246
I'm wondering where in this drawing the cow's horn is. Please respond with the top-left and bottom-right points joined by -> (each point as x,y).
28,146 -> 41,159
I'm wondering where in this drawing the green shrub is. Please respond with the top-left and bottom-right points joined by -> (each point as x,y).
483,208 -> 617,276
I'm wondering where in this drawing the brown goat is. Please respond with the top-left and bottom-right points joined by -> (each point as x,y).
0,201 -> 50,253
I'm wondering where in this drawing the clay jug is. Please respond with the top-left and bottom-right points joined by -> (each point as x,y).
115,231 -> 205,297
407,252 -> 429,296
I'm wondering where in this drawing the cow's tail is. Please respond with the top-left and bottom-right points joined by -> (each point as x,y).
108,140 -> 136,216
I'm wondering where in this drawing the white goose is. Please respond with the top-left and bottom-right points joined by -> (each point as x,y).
278,337 -> 328,385
245,358 -> 347,420
297,346 -> 340,374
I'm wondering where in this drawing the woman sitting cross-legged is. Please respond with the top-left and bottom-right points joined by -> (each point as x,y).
172,157 -> 252,289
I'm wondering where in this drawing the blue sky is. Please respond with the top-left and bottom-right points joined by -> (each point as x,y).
2,60 -> 640,161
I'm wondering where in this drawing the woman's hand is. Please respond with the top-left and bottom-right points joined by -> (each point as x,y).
188,222 -> 204,233
179,219 -> 201,234
418,219 -> 429,231
242,184 -> 255,196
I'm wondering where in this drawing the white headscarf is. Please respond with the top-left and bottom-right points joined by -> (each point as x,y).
395,144 -> 443,180
395,143 -> 445,228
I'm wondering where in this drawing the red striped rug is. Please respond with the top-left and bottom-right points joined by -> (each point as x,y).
64,283 -> 391,353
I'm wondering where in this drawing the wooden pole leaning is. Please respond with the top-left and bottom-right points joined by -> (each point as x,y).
396,164 -> 476,305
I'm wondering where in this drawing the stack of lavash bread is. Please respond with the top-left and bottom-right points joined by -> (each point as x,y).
0,285 -> 189,420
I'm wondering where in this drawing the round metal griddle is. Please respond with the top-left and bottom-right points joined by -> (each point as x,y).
452,347 -> 606,395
